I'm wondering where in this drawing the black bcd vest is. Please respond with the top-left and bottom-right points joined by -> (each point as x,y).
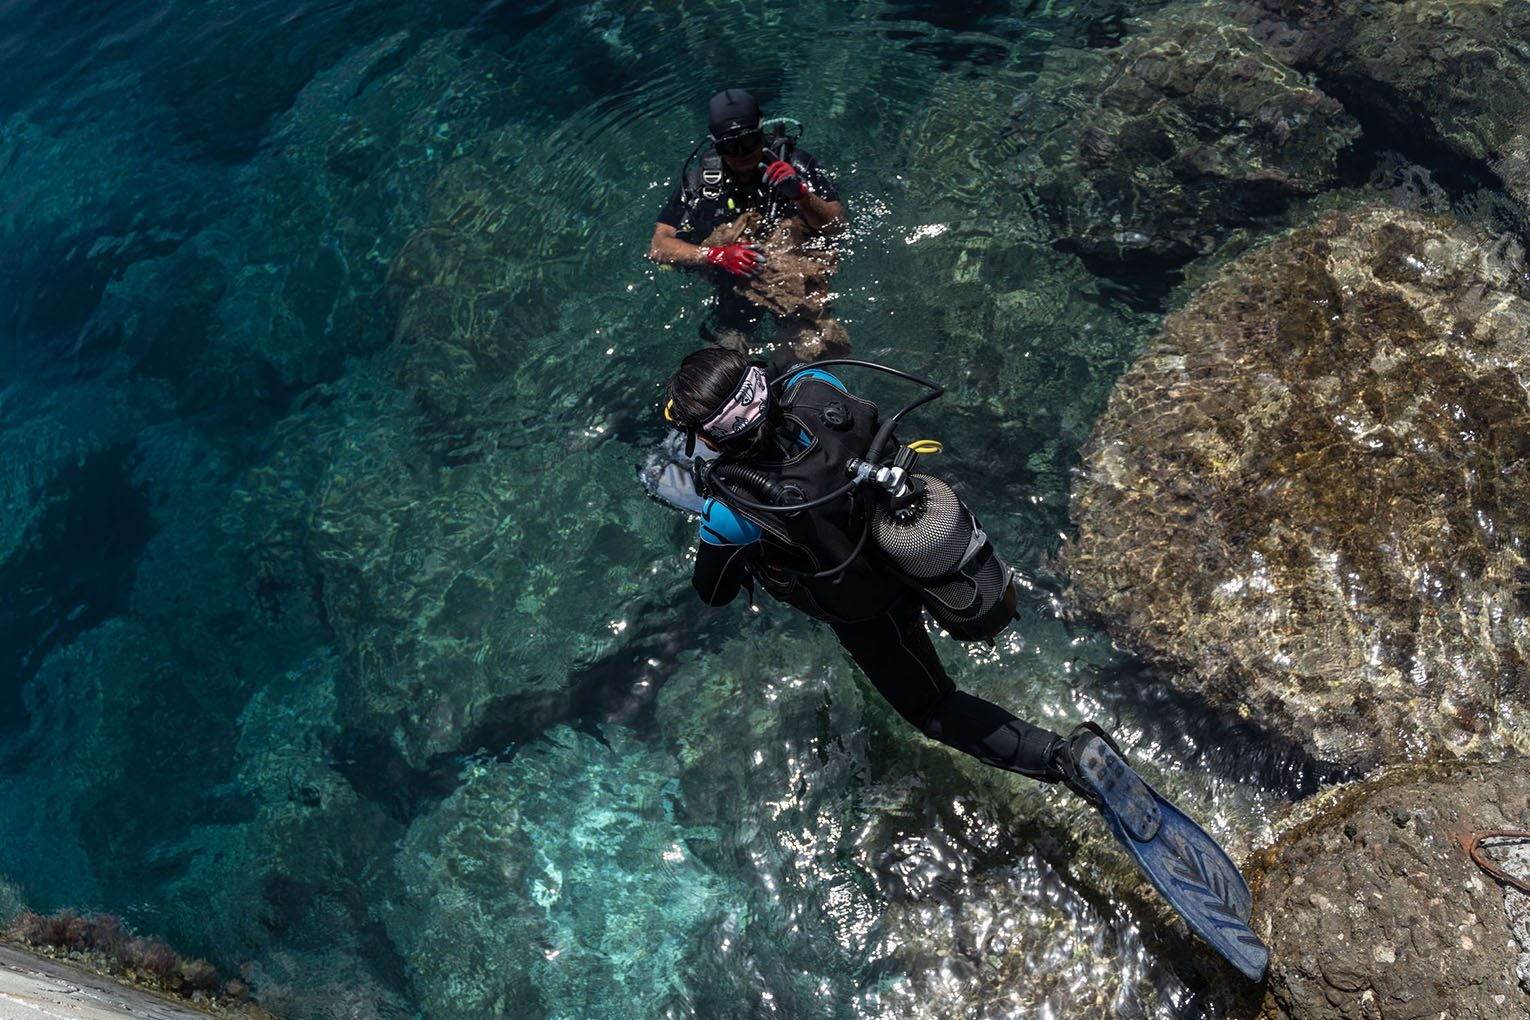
714,377 -> 904,624
678,138 -> 807,239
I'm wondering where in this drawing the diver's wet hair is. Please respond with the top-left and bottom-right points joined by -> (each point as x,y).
666,347 -> 774,457
667,347 -> 748,427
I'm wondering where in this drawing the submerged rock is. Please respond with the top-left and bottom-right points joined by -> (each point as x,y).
1065,207 -> 1530,768
231,43 -> 704,769
652,626 -> 897,1018
654,625 -> 1255,1018
1238,0 -> 1530,207
1251,758 -> 1530,1018
381,725 -> 738,1020
1011,9 -> 1358,261
259,387 -> 687,769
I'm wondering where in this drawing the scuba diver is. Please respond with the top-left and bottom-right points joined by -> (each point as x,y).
648,88 -> 848,364
660,346 -> 1270,982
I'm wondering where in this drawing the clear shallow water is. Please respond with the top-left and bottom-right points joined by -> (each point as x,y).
0,2 -> 1307,1017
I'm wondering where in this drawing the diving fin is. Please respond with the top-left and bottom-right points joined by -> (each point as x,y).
1064,723 -> 1269,982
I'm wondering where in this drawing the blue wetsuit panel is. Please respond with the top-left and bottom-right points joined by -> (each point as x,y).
700,499 -> 762,546
697,369 -> 846,547
784,368 -> 846,393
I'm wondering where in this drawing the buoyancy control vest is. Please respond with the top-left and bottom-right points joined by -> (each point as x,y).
675,132 -> 810,241
701,362 -> 1022,641
715,376 -> 902,624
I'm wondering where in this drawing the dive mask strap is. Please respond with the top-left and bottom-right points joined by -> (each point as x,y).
700,364 -> 769,445
664,398 -> 698,457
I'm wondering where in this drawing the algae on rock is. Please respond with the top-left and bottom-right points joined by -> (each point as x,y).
1065,207 -> 1530,768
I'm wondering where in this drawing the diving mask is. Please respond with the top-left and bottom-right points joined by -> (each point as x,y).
713,129 -> 764,157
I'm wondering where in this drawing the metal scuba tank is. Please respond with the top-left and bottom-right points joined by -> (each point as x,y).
871,473 -> 1018,642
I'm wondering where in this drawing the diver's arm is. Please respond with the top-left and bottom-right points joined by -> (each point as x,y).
772,154 -> 845,235
692,539 -> 757,606
793,191 -> 846,235
650,223 -> 764,276
649,222 -> 711,267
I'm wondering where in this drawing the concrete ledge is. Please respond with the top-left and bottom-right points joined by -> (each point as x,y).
0,944 -> 215,1019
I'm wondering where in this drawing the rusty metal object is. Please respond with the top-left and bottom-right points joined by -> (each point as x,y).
1463,830 -> 1530,895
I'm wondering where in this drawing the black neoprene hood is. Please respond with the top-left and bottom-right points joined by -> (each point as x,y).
707,88 -> 760,137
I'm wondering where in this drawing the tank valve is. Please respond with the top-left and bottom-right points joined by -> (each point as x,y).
846,447 -> 922,514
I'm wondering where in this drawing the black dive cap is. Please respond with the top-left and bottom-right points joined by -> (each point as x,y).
708,89 -> 761,138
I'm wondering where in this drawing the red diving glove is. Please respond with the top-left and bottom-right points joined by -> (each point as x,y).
705,242 -> 765,278
763,159 -> 806,200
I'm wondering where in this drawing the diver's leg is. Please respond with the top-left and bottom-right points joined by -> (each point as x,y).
928,691 -> 1067,781
832,613 -> 1269,976
701,286 -> 763,352
774,315 -> 851,366
830,601 -> 1066,781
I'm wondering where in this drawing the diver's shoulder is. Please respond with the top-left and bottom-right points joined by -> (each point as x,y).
700,498 -> 763,545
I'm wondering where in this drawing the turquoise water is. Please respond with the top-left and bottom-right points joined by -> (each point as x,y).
0,2 -> 1309,1017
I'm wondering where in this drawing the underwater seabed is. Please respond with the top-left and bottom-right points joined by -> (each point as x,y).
4,0 -> 1530,1017
366,607 -> 1283,1020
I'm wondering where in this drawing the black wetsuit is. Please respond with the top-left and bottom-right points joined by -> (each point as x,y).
695,542 -> 1061,779
690,371 -> 1064,782
656,143 -> 839,243
656,143 -> 840,339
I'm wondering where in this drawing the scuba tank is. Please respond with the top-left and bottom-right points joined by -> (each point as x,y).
700,360 -> 1020,643
870,472 -> 1018,642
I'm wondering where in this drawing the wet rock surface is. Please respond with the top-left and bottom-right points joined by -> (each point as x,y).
1252,758 -> 1530,1019
1011,8 -> 1358,261
1065,207 -> 1530,769
0,944 -> 260,1020
1508,841 -> 1530,994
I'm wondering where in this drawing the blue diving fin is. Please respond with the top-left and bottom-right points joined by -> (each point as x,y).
1066,723 -> 1269,982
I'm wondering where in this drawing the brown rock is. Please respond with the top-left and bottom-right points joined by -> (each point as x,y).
1251,758 -> 1530,1018
1064,207 -> 1530,768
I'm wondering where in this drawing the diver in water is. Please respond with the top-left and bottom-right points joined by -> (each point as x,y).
660,347 -> 1270,982
648,88 -> 848,362
667,347 -> 1073,779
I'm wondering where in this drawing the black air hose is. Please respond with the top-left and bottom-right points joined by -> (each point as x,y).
705,462 -> 853,514
710,464 -> 786,502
